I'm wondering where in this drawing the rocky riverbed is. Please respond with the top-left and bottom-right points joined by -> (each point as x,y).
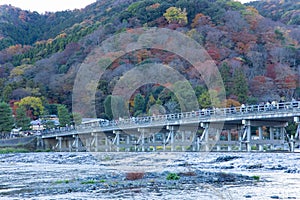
0,152 -> 300,199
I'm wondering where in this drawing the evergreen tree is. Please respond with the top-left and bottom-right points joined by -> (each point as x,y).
220,62 -> 232,97
104,95 -> 113,120
15,106 -> 31,130
57,105 -> 71,127
133,94 -> 145,116
233,68 -> 249,103
0,102 -> 14,137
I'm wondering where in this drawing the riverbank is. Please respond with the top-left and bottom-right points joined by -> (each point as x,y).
0,152 -> 299,199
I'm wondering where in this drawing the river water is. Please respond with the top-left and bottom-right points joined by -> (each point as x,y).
0,152 -> 299,200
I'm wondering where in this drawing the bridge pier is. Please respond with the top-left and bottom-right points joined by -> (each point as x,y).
227,130 -> 232,151
113,130 -> 120,152
295,117 -> 300,150
258,127 -> 263,151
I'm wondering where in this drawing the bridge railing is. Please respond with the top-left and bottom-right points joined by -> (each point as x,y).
75,101 -> 300,131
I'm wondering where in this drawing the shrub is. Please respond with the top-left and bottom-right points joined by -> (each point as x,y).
252,175 -> 260,181
81,180 -> 96,184
166,173 -> 180,180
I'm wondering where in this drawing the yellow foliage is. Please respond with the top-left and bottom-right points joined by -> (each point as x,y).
163,7 -> 188,25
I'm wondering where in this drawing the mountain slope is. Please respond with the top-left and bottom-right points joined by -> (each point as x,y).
247,0 -> 300,25
0,0 -> 299,118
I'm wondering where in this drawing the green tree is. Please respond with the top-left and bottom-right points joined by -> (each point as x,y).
133,94 -> 145,116
198,90 -> 211,109
71,112 -> 82,126
15,106 -> 31,130
172,81 -> 198,112
220,62 -> 232,96
16,96 -> 44,119
146,93 -> 156,112
163,7 -> 188,25
104,95 -> 113,120
104,95 -> 128,119
232,68 -> 249,103
57,105 -> 71,127
2,85 -> 12,102
0,102 -> 14,137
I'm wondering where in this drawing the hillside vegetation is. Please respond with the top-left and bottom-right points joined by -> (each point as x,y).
0,0 -> 299,120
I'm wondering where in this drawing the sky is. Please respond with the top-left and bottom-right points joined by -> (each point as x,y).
0,0 -> 253,14
0,0 -> 97,13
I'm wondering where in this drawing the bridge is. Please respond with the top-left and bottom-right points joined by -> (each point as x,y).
39,101 -> 300,152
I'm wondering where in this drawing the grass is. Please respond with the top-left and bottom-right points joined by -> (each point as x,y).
81,180 -> 97,184
166,173 -> 180,180
0,147 -> 30,154
252,175 -> 260,181
54,180 -> 70,184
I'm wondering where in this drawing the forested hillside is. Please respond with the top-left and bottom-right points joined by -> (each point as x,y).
0,0 -> 299,120
247,0 -> 300,25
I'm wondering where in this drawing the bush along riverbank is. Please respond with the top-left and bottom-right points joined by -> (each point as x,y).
0,147 -> 30,154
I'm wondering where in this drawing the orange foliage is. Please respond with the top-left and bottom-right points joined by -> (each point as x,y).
224,99 -> 241,107
146,3 -> 160,10
191,13 -> 211,28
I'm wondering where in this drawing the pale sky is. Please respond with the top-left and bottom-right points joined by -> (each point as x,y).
0,0 -> 97,13
0,0 -> 253,14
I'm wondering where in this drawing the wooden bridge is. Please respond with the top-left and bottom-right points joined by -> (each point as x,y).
39,101 -> 300,152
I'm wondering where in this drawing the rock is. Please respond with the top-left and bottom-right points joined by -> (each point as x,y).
270,195 -> 280,199
215,156 -> 241,162
245,164 -> 264,169
244,194 -> 252,198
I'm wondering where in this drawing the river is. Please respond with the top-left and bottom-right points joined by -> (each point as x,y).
0,152 -> 299,199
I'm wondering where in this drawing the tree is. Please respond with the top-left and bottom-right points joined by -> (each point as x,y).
133,94 -> 145,116
16,96 -> 44,119
57,105 -> 71,127
146,93 -> 156,112
232,69 -> 249,103
71,112 -> 82,126
104,95 -> 128,120
219,62 -> 232,97
104,95 -> 113,120
2,85 -> 12,102
163,7 -> 188,25
15,106 -> 31,130
0,102 -> 14,138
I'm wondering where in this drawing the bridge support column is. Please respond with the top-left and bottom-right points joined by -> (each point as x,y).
36,136 -> 44,150
126,135 -> 130,152
270,128 -> 274,150
258,127 -> 264,151
166,125 -> 176,152
56,137 -> 63,152
242,120 -> 253,152
91,133 -> 103,152
105,136 -> 111,152
294,117 -> 300,150
290,135 -> 295,152
227,130 -> 232,151
113,131 -> 120,152
216,129 -> 221,151
200,123 -> 210,152
152,134 -> 156,151
247,125 -> 251,152
166,125 -> 178,151
73,135 -> 79,152
181,131 -> 185,151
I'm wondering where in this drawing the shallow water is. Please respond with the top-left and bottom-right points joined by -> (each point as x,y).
0,152 -> 299,199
